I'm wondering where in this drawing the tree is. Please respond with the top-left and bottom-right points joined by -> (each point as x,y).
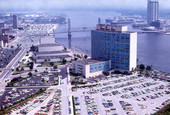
62,58 -> 67,64
30,45 -> 37,52
53,65 -> 58,70
44,59 -> 47,63
146,66 -> 152,71
123,71 -> 129,75
16,67 -> 20,71
103,71 -> 110,76
50,62 -> 54,66
35,69 -> 38,72
64,47 -> 67,51
29,57 -> 35,62
21,67 -> 24,71
84,55 -> 88,59
74,58 -> 78,61
29,62 -> 34,70
28,72 -> 33,77
139,64 -> 145,70
114,70 -> 122,74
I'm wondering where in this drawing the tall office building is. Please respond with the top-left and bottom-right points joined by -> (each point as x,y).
91,24 -> 137,71
147,0 -> 159,25
13,15 -> 18,29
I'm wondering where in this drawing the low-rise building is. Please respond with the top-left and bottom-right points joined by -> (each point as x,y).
35,50 -> 70,56
36,55 -> 72,63
38,43 -> 63,52
72,59 -> 111,78
0,35 -> 10,47
35,43 -> 72,63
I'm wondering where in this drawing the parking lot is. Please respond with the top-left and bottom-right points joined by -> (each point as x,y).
72,74 -> 170,115
0,88 -> 43,108
4,72 -> 170,115
8,73 -> 59,87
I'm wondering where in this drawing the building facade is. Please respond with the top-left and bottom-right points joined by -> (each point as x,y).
73,59 -> 111,78
147,0 -> 159,25
91,24 -> 137,71
13,15 -> 18,29
38,43 -> 64,52
35,43 -> 72,63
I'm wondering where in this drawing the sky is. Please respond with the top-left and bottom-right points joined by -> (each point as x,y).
0,0 -> 168,10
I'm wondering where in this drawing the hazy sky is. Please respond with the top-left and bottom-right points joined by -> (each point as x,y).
0,0 -> 168,10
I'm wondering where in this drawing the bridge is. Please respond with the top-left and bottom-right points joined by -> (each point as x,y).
55,27 -> 95,34
55,27 -> 170,34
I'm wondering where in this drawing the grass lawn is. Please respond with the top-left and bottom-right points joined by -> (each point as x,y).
20,63 -> 29,67
40,61 -> 71,67
12,70 -> 32,75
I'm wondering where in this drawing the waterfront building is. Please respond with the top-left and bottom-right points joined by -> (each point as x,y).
38,43 -> 63,52
147,0 -> 159,25
13,15 -> 18,29
150,20 -> 163,29
73,59 -> 111,78
35,43 -> 72,63
91,24 -> 137,71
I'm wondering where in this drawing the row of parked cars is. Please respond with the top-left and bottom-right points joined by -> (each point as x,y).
86,78 -> 146,95
73,96 -> 81,115
121,84 -> 169,100
119,101 -> 134,115
84,96 -> 99,115
1,88 -> 39,108
13,73 -> 56,87
102,76 -> 140,86
19,89 -> 53,115
102,99 -> 117,115
34,89 -> 62,115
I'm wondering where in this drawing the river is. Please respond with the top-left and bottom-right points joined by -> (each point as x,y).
55,11 -> 170,73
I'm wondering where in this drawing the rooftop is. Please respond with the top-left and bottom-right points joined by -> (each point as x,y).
38,43 -> 61,47
92,29 -> 137,34
75,59 -> 110,65
35,50 -> 69,55
36,55 -> 72,59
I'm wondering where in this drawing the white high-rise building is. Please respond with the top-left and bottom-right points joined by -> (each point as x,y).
91,24 -> 137,71
147,0 -> 159,25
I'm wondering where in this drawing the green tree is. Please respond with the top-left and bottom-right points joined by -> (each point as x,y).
146,66 -> 152,71
139,64 -> 145,70
29,62 -> 34,70
62,58 -> 67,64
50,62 -> 54,66
35,69 -> 38,72
53,65 -> 58,70
28,72 -> 33,77
16,67 -> 20,71
21,67 -> 24,71
84,55 -> 88,59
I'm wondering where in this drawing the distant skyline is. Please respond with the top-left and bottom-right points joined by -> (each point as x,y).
0,0 -> 169,11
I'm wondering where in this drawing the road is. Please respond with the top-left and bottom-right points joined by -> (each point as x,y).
0,47 -> 29,91
0,24 -> 59,83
